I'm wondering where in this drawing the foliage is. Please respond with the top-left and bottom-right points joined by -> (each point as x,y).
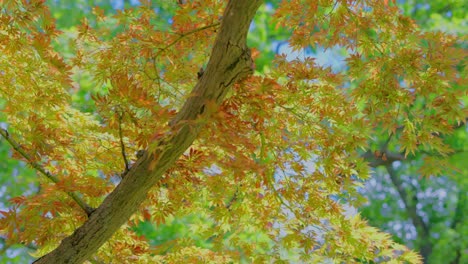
358,1 -> 467,263
0,0 -> 465,263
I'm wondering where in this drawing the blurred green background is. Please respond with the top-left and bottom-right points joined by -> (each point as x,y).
0,0 -> 466,263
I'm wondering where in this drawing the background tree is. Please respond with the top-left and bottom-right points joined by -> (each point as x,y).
0,0 -> 465,263
359,1 -> 467,263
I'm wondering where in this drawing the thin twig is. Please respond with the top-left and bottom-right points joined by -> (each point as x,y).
155,22 -> 221,57
324,0 -> 339,18
225,185 -> 240,211
0,128 -> 94,216
117,108 -> 130,174
382,134 -> 394,150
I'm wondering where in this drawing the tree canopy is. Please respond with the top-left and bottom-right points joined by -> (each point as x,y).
359,1 -> 467,263
0,0 -> 466,263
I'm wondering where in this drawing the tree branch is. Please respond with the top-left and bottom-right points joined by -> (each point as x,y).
155,22 -> 221,58
449,189 -> 465,264
450,189 -> 465,229
0,128 -> 94,216
385,164 -> 429,236
384,163 -> 432,262
362,149 -> 405,167
116,108 -> 130,175
33,1 -> 262,263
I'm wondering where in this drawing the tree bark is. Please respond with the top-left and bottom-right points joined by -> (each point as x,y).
34,1 -> 263,263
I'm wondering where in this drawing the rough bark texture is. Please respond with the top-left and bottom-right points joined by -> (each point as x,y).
34,1 -> 263,263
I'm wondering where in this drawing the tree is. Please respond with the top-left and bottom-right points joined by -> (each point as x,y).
358,2 -> 467,263
0,0 -> 465,263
